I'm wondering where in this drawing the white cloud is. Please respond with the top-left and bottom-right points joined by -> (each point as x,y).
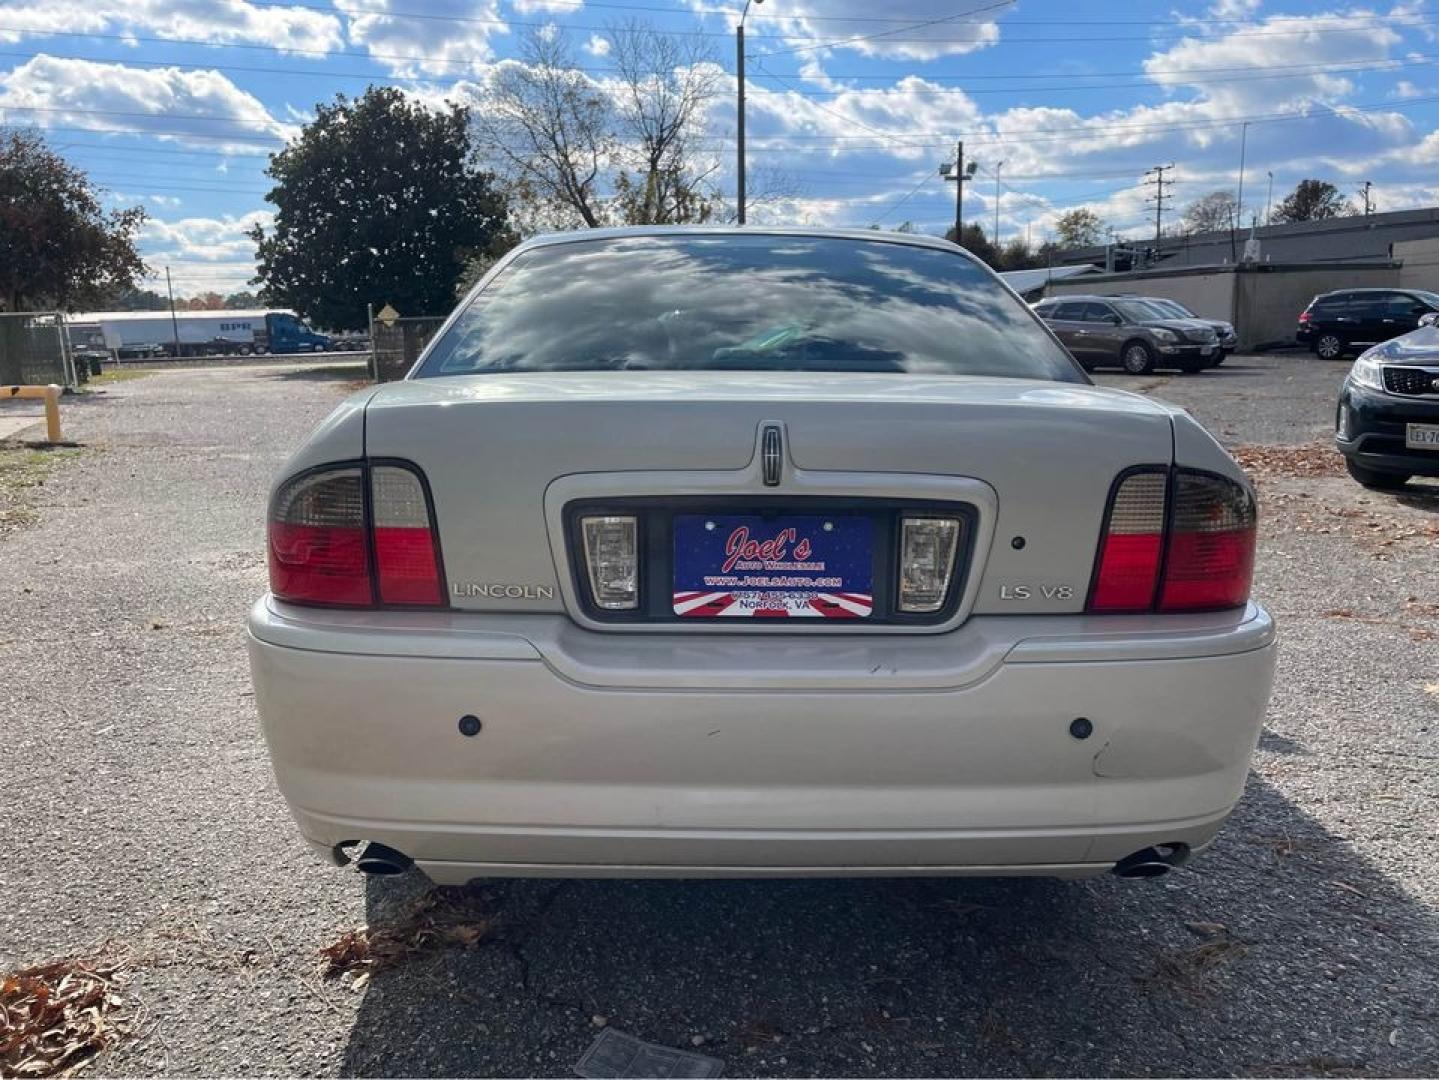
1392,79 -> 1424,98
0,55 -> 295,151
736,1 -> 1004,61
584,33 -> 611,57
339,0 -> 507,77
0,0 -> 342,54
513,0 -> 583,12
137,210 -> 270,295
1144,11 -> 1403,117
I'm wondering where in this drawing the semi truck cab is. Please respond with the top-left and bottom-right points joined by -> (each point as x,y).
265,313 -> 331,353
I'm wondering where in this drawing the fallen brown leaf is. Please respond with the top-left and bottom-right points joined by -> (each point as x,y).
0,952 -> 130,1077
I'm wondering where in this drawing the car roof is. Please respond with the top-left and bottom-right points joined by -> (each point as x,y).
518,224 -> 964,256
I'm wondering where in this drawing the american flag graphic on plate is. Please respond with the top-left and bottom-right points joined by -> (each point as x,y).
672,514 -> 873,618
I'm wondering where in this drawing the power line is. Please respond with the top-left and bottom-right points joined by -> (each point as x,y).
756,0 -> 1015,58
8,45 -> 1432,104
870,172 -> 938,226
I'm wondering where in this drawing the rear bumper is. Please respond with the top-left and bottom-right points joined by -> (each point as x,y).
1336,381 -> 1439,477
248,598 -> 1276,882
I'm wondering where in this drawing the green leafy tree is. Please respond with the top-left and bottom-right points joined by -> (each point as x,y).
0,128 -> 147,311
251,87 -> 513,329
1053,208 -> 1106,249
998,236 -> 1038,271
223,290 -> 261,308
1271,179 -> 1352,223
102,286 -> 171,311
945,223 -> 1001,268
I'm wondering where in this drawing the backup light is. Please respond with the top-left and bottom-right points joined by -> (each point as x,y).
898,516 -> 961,613
582,515 -> 639,610
268,462 -> 445,609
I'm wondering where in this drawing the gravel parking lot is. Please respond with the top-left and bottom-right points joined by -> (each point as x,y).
1,355 -> 1436,1077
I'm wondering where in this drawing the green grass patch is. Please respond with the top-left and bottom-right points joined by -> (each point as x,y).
86,368 -> 154,387
0,445 -> 82,535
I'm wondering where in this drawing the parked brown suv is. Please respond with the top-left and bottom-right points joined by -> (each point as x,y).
1033,295 -> 1220,374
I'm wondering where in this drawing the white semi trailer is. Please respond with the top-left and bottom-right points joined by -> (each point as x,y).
66,309 -> 331,359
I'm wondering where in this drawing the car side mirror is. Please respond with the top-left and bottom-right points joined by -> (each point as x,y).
1420,312 -> 1439,327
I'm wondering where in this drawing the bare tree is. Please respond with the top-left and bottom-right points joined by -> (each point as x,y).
473,22 -> 730,230
474,30 -> 614,229
607,19 -> 722,225
1180,190 -> 1238,235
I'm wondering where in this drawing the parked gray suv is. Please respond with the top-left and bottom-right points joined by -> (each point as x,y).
1033,295 -> 1220,375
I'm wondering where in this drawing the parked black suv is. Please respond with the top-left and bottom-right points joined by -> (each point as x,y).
1336,324 -> 1439,489
1297,288 -> 1439,359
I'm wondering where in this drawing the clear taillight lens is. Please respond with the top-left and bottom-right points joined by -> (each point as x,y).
1088,468 -> 1256,614
1088,471 -> 1166,613
371,465 -> 444,606
268,468 -> 372,607
267,462 -> 445,609
1158,472 -> 1256,612
898,516 -> 961,612
582,515 -> 638,610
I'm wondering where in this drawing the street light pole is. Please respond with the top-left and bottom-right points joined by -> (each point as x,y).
1230,120 -> 1249,261
1264,170 -> 1274,228
736,0 -> 763,225
994,160 -> 1004,246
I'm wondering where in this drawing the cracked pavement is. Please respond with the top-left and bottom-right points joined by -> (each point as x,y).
0,355 -> 1436,1076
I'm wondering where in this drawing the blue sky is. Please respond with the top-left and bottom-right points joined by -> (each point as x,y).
2,0 -> 1437,296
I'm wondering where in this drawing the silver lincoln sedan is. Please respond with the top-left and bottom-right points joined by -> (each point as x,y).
248,228 -> 1275,885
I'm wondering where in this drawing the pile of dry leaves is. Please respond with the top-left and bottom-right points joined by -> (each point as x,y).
320,888 -> 490,989
1231,442 -> 1345,479
0,954 -> 129,1077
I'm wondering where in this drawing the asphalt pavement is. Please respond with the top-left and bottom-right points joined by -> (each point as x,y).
0,355 -> 1435,1077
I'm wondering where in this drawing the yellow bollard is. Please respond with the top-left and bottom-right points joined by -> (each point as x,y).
2,384 -> 63,443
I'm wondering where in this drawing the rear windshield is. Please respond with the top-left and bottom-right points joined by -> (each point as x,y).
416,234 -> 1084,383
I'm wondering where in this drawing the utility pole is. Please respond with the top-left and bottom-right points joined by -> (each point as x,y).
1359,180 -> 1374,216
1144,163 -> 1174,248
940,141 -> 976,243
1264,170 -> 1274,228
164,265 -> 181,359
1232,120 -> 1249,262
736,0 -> 763,225
993,160 -> 1004,247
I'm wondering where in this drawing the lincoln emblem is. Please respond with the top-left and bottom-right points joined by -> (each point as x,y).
761,424 -> 782,486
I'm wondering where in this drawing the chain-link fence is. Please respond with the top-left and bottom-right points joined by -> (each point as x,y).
0,313 -> 76,388
371,315 -> 446,382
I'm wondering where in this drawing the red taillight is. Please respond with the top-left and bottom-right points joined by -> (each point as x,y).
371,466 -> 444,606
1089,471 -> 1166,613
1088,468 -> 1256,614
1158,471 -> 1256,612
268,463 -> 445,608
1298,310 -> 1312,324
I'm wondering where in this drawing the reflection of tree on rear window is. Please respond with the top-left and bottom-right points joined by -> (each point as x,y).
419,234 -> 1084,384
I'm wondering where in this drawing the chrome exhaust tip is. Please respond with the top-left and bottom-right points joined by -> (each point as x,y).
353,841 -> 413,876
1113,843 -> 1191,879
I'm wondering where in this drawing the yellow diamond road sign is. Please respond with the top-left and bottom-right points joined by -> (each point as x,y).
377,304 -> 400,328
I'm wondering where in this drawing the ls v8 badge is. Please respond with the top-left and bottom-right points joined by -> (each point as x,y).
999,584 -> 1075,600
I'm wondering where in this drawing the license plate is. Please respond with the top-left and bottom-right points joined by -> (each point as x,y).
672,514 -> 873,618
1406,423 -> 1439,450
